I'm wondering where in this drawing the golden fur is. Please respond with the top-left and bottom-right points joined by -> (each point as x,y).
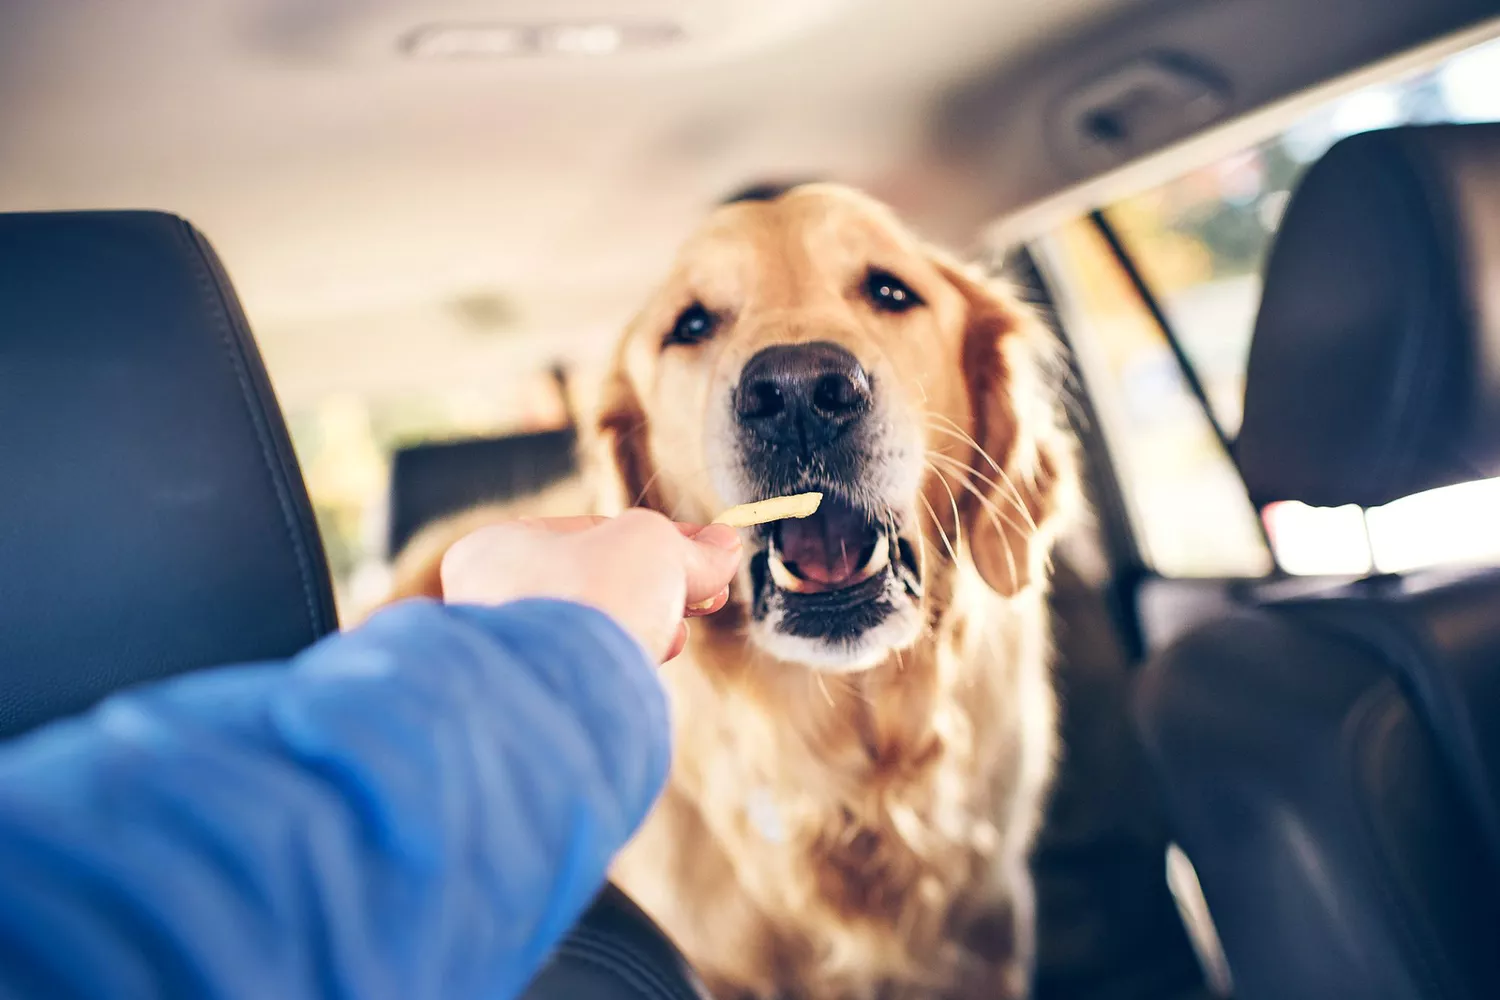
388,185 -> 1077,1000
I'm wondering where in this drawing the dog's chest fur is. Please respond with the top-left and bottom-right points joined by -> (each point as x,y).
613,582 -> 1056,1000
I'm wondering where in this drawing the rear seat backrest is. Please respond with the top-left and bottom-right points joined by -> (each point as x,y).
387,429 -> 578,558
1237,125 -> 1500,510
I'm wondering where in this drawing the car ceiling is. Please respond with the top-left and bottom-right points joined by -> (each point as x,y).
1,0 -> 1496,411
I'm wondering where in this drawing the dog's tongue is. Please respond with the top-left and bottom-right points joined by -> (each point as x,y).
776,498 -> 869,585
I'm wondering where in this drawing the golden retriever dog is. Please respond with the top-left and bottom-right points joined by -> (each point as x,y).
388,184 -> 1077,1000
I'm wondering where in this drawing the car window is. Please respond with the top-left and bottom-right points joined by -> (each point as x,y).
1039,35 -> 1500,578
1038,218 -> 1274,578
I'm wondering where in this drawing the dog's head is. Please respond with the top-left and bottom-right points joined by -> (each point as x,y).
593,184 -> 1073,672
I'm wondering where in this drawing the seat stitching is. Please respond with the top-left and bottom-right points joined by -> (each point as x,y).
170,219 -> 325,639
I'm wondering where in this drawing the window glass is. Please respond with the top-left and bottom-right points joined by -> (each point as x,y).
1049,35 -> 1500,577
1037,221 -> 1272,578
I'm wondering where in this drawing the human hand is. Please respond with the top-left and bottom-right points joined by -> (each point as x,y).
439,510 -> 742,662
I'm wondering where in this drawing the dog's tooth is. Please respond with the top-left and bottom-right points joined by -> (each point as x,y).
768,549 -> 814,593
769,534 -> 890,592
847,533 -> 891,584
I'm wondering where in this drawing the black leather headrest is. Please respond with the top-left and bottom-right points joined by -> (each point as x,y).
0,211 -> 338,738
388,429 -> 578,557
1237,124 -> 1500,509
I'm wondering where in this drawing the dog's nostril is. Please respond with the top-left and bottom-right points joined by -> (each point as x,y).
738,380 -> 785,421
734,341 -> 870,438
812,372 -> 866,416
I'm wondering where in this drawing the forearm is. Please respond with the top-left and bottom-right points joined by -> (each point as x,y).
0,599 -> 668,1000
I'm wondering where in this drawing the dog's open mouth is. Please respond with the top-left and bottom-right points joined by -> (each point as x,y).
769,496 -> 892,593
748,494 -> 922,641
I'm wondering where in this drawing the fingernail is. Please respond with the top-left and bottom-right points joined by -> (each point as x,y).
694,523 -> 741,552
688,586 -> 730,613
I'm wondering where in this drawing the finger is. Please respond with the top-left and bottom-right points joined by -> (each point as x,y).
669,520 -> 735,540
660,518 -> 744,541
681,527 -> 743,605
685,586 -> 729,617
603,507 -> 705,604
517,514 -> 705,538
690,522 -> 741,552
664,621 -> 690,662
609,509 -> 738,548
515,515 -> 609,534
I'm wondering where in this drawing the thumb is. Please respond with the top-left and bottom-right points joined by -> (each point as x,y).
681,523 -> 742,605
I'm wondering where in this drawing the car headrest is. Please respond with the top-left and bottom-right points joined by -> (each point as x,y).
388,429 -> 578,557
1237,123 -> 1500,510
0,212 -> 338,738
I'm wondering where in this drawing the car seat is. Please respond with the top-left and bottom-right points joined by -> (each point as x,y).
1136,124 -> 1500,1000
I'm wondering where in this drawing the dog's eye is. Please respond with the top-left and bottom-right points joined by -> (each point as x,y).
665,302 -> 719,347
865,269 -> 923,313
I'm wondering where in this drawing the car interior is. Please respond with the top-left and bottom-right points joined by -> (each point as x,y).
4,1 -> 1500,999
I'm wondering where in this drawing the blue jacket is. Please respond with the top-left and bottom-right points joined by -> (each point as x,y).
0,598 -> 670,1000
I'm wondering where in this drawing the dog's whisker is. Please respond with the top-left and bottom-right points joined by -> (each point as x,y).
612,417 -> 649,439
814,671 -> 836,708
632,467 -> 666,508
925,415 -> 1004,475
916,481 -> 960,567
928,458 -> 1009,589
954,469 -> 1021,588
927,449 -> 1041,537
926,461 -> 966,558
847,679 -> 879,709
927,452 -> 1037,537
989,464 -> 1042,536
922,423 -> 976,462
814,670 -> 875,710
908,505 -> 930,597
884,505 -> 925,598
926,422 -> 1020,522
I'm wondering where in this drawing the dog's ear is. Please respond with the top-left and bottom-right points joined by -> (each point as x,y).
586,348 -> 663,515
932,253 -> 1077,596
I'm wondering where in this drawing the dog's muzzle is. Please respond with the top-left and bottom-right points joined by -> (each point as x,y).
732,342 -> 923,663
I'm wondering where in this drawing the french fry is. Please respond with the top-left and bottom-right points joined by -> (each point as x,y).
685,493 -> 824,612
714,492 -> 823,529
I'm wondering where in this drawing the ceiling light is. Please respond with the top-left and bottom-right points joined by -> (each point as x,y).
544,24 -> 624,56
401,21 -> 683,61
402,25 -> 528,60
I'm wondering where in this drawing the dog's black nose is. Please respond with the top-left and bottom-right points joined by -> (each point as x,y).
735,342 -> 872,447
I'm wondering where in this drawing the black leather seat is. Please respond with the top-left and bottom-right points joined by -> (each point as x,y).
525,885 -> 712,1000
0,209 -> 701,998
1136,124 -> 1500,1000
0,211 -> 338,736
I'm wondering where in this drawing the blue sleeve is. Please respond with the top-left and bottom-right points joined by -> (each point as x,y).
0,598 -> 669,1000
